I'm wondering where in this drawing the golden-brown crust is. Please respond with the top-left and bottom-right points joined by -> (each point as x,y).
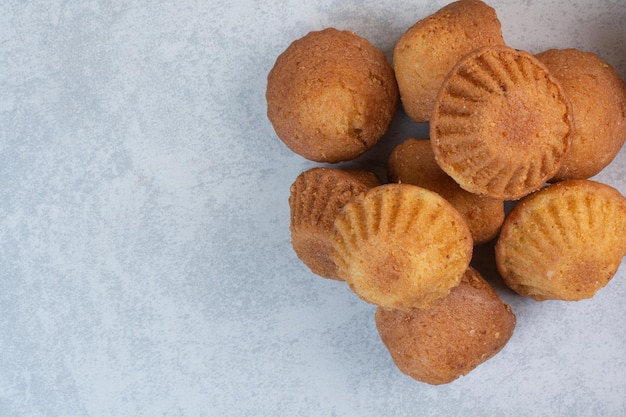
375,267 -> 516,385
289,167 -> 379,280
495,179 -> 626,300
267,28 -> 398,163
393,0 -> 504,123
331,183 -> 473,310
430,45 -> 574,200
535,48 -> 626,180
388,138 -> 504,244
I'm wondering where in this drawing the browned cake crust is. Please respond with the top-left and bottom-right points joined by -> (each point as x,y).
430,45 -> 574,200
331,183 -> 473,310
535,48 -> 626,181
375,267 -> 516,385
267,28 -> 398,163
393,0 -> 504,122
388,138 -> 504,244
289,167 -> 380,280
495,179 -> 626,301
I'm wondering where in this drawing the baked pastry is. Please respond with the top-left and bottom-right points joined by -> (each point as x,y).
535,48 -> 626,180
495,179 -> 626,301
430,45 -> 574,200
331,183 -> 473,310
289,167 -> 380,280
388,138 -> 504,244
266,28 -> 398,163
393,0 -> 504,123
375,267 -> 516,385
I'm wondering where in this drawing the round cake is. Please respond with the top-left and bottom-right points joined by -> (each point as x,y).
495,179 -> 626,301
388,138 -> 505,244
266,28 -> 398,163
393,0 -> 505,122
430,45 -> 574,200
375,267 -> 516,385
535,48 -> 626,181
331,183 -> 473,310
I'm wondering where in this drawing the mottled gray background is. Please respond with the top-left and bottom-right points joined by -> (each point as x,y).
1,1 -> 626,416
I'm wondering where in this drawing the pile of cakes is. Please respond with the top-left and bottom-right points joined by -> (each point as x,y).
266,0 -> 626,385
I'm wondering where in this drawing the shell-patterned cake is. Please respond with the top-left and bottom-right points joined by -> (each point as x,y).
495,179 -> 626,301
289,167 -> 380,280
388,138 -> 505,244
375,267 -> 516,385
331,183 -> 473,311
535,48 -> 626,181
393,0 -> 505,123
431,45 -> 574,200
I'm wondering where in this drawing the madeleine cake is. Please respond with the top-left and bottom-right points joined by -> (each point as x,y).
331,183 -> 473,310
430,45 -> 574,200
535,48 -> 626,180
375,267 -> 516,385
388,138 -> 505,244
393,0 -> 505,122
267,28 -> 398,163
289,167 -> 380,280
495,179 -> 626,301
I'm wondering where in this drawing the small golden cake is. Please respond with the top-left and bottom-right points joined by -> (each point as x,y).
393,0 -> 505,123
375,267 -> 516,385
535,48 -> 626,180
331,183 -> 473,311
495,179 -> 626,301
266,28 -> 398,163
430,45 -> 574,200
289,167 -> 380,280
388,138 -> 505,244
